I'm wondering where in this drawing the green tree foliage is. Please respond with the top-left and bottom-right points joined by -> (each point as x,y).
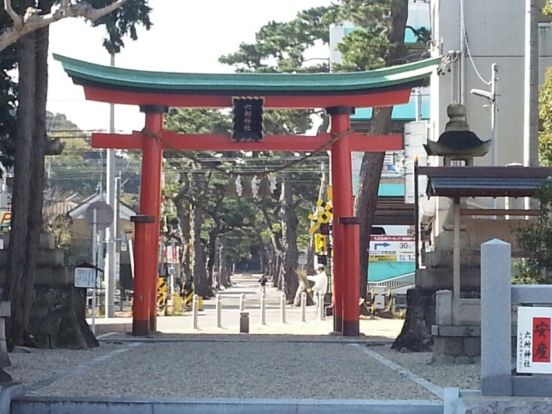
545,0 -> 552,16
46,112 -> 100,196
335,28 -> 391,71
539,67 -> 552,165
333,0 -> 405,68
219,6 -> 334,73
516,179 -> 552,283
93,0 -> 151,53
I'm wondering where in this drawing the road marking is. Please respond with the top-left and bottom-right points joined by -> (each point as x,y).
97,332 -> 119,339
351,344 -> 444,399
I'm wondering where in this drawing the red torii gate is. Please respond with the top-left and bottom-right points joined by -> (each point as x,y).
55,54 -> 439,336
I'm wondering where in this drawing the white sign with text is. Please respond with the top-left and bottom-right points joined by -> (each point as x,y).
74,267 -> 96,288
517,306 -> 552,374
369,235 -> 415,262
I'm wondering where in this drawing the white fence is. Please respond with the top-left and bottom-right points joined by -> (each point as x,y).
368,272 -> 415,291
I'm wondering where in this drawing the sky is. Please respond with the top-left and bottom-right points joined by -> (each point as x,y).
47,0 -> 333,132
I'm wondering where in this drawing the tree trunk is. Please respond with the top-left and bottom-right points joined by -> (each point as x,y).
259,199 -> 284,282
354,108 -> 390,298
280,174 -> 298,299
7,2 -> 93,349
181,219 -> 192,282
206,228 -> 217,289
25,21 -> 49,334
219,235 -> 232,287
354,0 -> 408,299
307,163 -> 327,275
275,254 -> 282,287
392,288 -> 435,351
262,242 -> 274,284
190,200 -> 208,297
262,242 -> 275,285
6,22 -> 37,347
220,240 -> 231,287
174,175 -> 192,282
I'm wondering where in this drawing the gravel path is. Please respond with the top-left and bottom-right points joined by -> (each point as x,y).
5,343 -> 124,388
7,340 -> 441,400
372,345 -> 480,390
3,275 -> 480,401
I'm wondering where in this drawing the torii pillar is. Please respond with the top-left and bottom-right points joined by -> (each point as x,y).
130,105 -> 167,335
327,106 -> 359,335
129,105 -> 361,336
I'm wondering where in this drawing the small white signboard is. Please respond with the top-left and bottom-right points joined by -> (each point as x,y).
517,306 -> 552,374
369,235 -> 415,262
374,295 -> 386,310
74,267 -> 96,288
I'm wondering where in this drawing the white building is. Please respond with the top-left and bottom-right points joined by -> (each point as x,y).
429,0 -> 552,166
423,1 -> 552,252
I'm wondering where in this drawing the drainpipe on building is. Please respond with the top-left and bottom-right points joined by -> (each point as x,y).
523,0 -> 539,168
524,0 -> 539,210
459,0 -> 466,104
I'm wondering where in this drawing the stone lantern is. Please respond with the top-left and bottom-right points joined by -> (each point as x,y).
425,103 -> 490,165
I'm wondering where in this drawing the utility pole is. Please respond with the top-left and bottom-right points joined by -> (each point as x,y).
471,64 -> 498,210
105,53 -> 117,318
115,173 -> 122,311
471,64 -> 498,167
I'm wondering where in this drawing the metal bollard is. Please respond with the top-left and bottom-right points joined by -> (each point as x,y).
239,293 -> 246,312
301,292 -> 307,322
240,312 -> 249,333
319,293 -> 326,320
192,294 -> 199,329
280,292 -> 287,324
216,294 -> 222,328
260,293 -> 266,325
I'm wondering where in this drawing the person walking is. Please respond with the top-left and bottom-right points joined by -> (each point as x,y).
307,265 -> 328,306
258,274 -> 268,294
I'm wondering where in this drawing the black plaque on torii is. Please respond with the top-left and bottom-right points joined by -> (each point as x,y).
232,98 -> 263,141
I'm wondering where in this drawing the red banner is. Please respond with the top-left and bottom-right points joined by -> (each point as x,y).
532,317 -> 551,363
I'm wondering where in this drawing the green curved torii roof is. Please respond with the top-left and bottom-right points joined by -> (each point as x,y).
54,54 -> 440,109
54,54 -> 440,94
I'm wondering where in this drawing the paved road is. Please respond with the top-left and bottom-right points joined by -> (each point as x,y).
90,273 -> 404,338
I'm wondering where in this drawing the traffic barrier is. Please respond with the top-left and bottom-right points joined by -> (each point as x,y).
192,294 -> 199,330
301,292 -> 306,322
216,294 -> 222,328
318,292 -> 325,321
260,293 -> 266,325
280,292 -> 286,324
239,293 -> 246,312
